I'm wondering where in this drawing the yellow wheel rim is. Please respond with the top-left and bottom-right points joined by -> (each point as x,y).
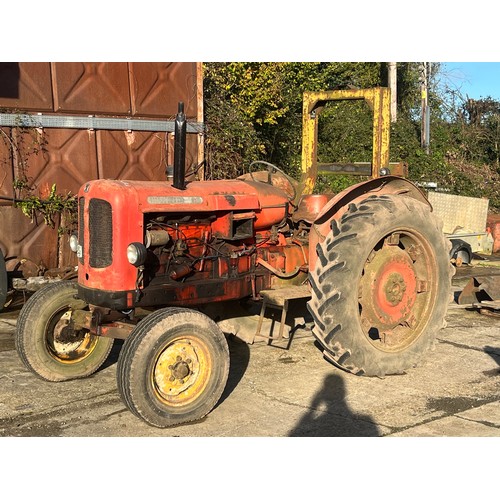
47,310 -> 98,364
152,336 -> 211,407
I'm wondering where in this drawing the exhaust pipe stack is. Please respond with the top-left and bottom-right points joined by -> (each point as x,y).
172,101 -> 187,190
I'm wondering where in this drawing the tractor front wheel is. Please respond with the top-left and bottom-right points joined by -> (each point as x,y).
15,281 -> 114,381
117,307 -> 230,428
307,194 -> 453,377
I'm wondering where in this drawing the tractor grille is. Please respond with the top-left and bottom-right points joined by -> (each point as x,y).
78,197 -> 85,264
89,198 -> 113,268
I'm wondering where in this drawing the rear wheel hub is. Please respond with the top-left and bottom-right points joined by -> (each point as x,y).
384,272 -> 406,304
361,246 -> 417,329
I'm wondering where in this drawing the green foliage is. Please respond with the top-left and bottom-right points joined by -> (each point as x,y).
312,174 -> 365,195
204,93 -> 263,179
14,183 -> 77,233
318,100 -> 374,163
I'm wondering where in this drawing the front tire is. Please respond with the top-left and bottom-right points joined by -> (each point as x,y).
117,307 -> 230,428
15,281 -> 114,381
307,194 -> 453,377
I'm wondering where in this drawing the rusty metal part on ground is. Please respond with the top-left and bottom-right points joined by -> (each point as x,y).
457,275 -> 500,316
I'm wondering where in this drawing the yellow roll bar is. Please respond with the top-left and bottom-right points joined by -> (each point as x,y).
299,87 -> 392,198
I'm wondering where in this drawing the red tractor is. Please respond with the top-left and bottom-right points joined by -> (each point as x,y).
14,89 -> 452,428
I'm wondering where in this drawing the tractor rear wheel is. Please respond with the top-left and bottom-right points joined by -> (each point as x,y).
307,194 -> 453,377
15,281 -> 114,381
117,307 -> 230,428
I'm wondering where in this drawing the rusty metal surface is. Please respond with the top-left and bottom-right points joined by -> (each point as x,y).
0,128 -> 14,204
98,130 -> 199,181
17,128 -> 99,196
292,194 -> 332,224
487,214 -> 500,253
97,130 -> 166,181
0,63 -> 53,111
458,275 -> 500,305
52,63 -> 131,114
0,206 -> 59,267
130,63 -> 198,118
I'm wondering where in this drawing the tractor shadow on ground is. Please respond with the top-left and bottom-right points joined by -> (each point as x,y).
217,334 -> 250,407
483,345 -> 500,377
288,371 -> 381,437
100,339 -> 124,370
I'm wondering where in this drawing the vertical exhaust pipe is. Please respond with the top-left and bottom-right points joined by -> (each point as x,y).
173,101 -> 187,190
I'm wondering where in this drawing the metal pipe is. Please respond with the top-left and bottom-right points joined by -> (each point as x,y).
388,62 -> 397,123
0,112 -> 204,133
173,101 -> 187,190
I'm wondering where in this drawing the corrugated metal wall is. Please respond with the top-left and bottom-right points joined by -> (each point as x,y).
0,62 -> 203,273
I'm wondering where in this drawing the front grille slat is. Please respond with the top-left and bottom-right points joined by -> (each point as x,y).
89,199 -> 113,268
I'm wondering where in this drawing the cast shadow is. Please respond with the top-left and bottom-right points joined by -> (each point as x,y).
483,345 -> 500,376
100,338 -> 124,370
288,372 -> 380,437
218,334 -> 250,406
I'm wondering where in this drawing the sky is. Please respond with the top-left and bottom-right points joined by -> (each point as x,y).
439,63 -> 500,101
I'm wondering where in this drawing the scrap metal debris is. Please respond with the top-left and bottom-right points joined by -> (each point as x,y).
455,275 -> 500,317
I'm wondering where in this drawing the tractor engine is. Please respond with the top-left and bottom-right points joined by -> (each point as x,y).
74,177 -> 310,314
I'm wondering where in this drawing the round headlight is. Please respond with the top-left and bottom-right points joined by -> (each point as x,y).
69,234 -> 78,253
127,243 -> 147,267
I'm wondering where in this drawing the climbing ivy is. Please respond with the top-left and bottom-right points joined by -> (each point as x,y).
14,183 -> 77,233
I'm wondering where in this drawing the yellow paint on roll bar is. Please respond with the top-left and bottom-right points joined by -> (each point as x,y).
298,87 -> 391,199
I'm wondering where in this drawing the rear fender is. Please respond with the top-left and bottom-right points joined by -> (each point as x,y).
308,176 -> 430,271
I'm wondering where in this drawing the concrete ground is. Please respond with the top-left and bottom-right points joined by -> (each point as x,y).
0,261 -> 499,438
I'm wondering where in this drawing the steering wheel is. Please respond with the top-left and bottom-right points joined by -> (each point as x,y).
249,160 -> 297,202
